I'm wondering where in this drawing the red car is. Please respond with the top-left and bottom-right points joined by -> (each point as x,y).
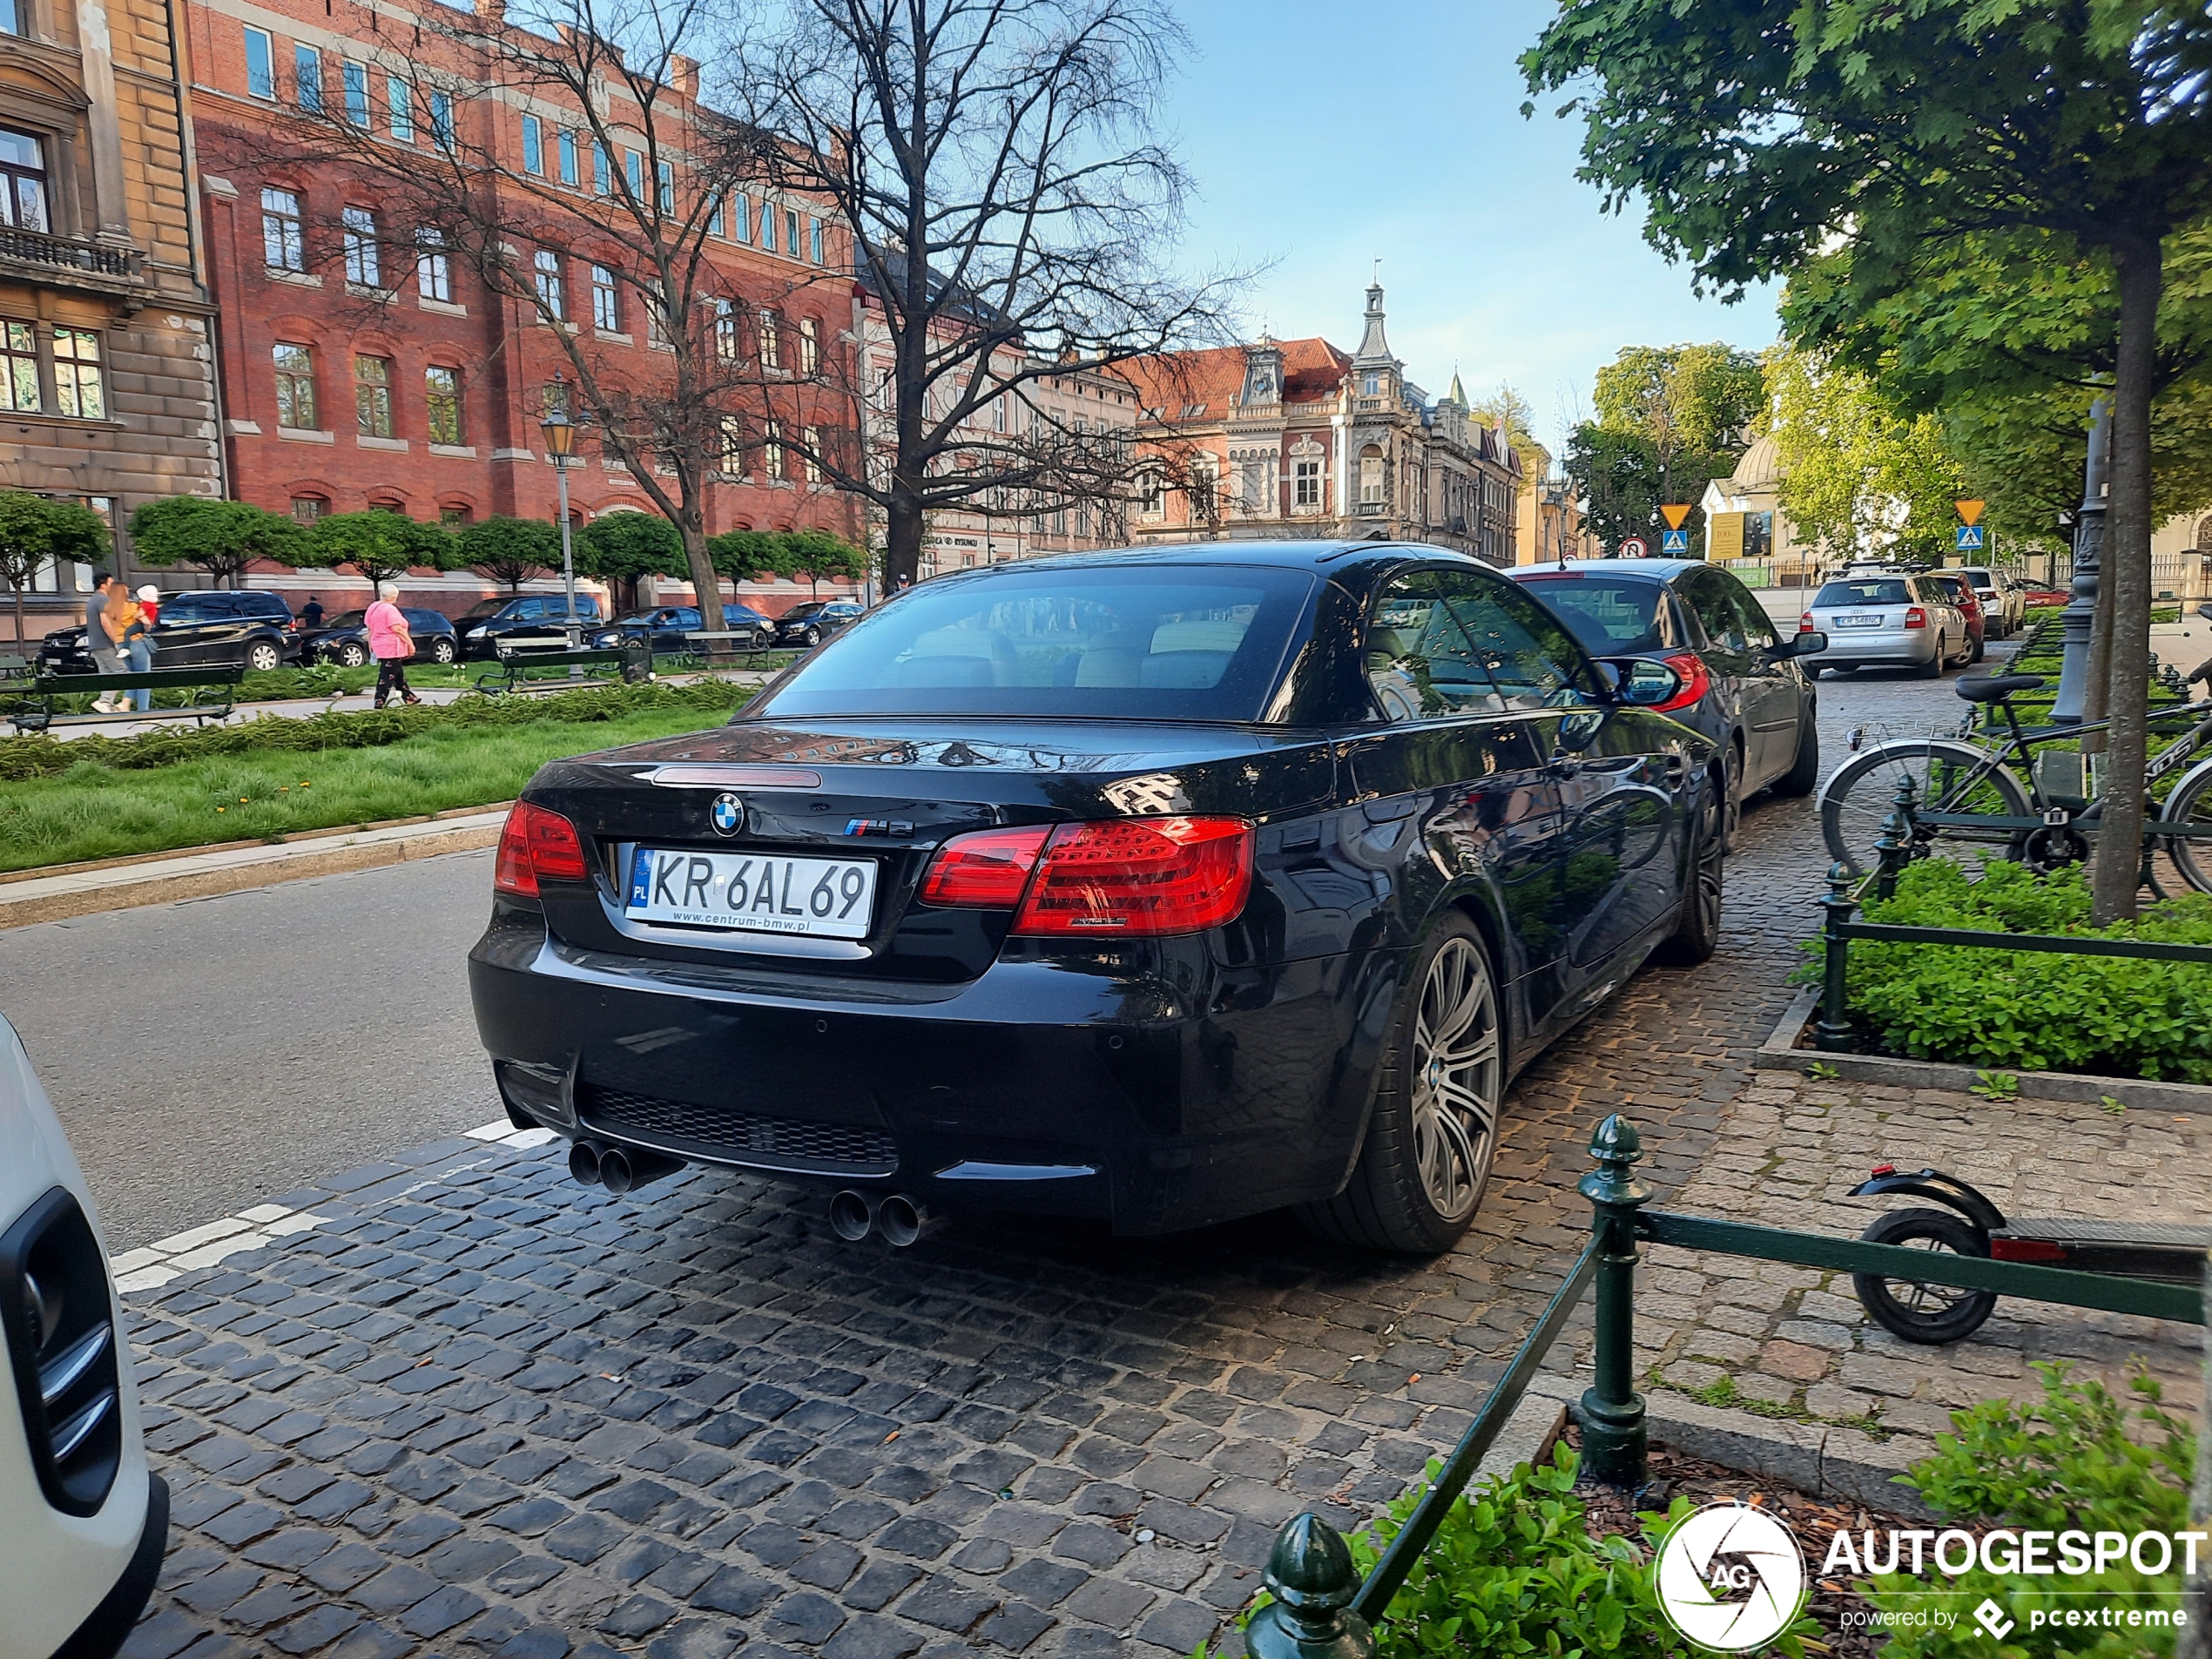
1926,573 -> 1987,663
2022,588 -> 2070,608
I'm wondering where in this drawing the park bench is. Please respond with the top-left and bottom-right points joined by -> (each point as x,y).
3,664 -> 243,733
682,630 -> 779,668
473,643 -> 645,696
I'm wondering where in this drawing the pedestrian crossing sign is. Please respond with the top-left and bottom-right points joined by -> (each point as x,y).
1662,529 -> 1689,554
1956,525 -> 1985,550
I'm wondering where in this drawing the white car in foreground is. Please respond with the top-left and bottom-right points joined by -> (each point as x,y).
0,1013 -> 165,1659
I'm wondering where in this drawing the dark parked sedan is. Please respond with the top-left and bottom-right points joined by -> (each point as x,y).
590,604 -> 777,653
456,593 -> 604,658
772,598 -> 866,648
38,588 -> 298,675
300,606 -> 460,667
1512,559 -> 1825,846
469,542 -> 1723,1252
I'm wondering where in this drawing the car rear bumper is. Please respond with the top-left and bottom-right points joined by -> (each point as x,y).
468,923 -> 1380,1235
1802,625 -> 1939,668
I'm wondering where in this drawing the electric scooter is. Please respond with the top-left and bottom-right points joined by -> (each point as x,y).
1845,1163 -> 2212,1344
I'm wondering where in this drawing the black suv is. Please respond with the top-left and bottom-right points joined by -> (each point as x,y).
39,589 -> 298,675
455,593 -> 604,659
301,606 -> 462,667
771,598 -> 866,648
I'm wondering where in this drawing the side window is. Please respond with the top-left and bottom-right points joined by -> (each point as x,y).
512,598 -> 541,619
1364,570 -> 1504,722
1683,572 -> 1748,653
1719,575 -> 1777,648
1437,571 -> 1598,712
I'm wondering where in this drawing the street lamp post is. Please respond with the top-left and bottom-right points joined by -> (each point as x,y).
2053,395 -> 2114,725
540,386 -> 582,647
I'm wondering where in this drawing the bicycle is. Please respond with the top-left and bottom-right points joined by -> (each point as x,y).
1817,658 -> 2212,893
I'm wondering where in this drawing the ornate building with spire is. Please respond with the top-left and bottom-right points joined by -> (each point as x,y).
1123,282 -> 1520,563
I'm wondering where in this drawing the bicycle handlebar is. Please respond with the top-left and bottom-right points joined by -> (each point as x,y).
2189,655 -> 2212,686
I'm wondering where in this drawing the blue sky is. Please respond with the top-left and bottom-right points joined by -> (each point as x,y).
1160,0 -> 1780,454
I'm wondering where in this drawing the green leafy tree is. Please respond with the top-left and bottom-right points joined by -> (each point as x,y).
1562,344 -> 1763,554
1525,0 -> 2212,921
577,511 -> 686,615
1767,348 -> 1970,565
707,529 -> 786,585
456,516 -> 561,594
1468,382 -> 1549,480
1561,421 -> 1663,555
779,529 -> 867,599
0,493 -> 111,648
302,511 -> 457,589
128,496 -> 308,591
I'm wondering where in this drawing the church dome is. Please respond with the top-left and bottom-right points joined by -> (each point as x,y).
1731,432 -> 1782,490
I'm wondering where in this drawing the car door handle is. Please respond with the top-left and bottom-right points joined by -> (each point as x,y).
1547,753 -> 1581,778
1361,797 -> 1416,824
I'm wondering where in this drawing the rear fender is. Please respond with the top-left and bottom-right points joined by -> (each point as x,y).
1844,1166 -> 2006,1232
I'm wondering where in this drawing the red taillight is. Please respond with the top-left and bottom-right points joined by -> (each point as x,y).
1798,612 -> 1813,633
920,816 -> 1255,936
1991,1238 -> 2067,1264
1871,1163 -> 1896,1177
1651,651 -> 1710,714
1903,605 -> 1927,630
920,824 -> 1050,907
494,800 -> 589,898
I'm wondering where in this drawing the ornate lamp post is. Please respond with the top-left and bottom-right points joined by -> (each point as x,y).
539,381 -> 582,646
2052,395 -> 2113,725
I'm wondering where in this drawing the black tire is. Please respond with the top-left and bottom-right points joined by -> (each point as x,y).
246,639 -> 283,674
335,641 -> 368,668
429,637 -> 457,664
1653,767 -> 1723,966
1918,637 -> 1945,678
1970,633 -> 1986,664
1773,713 -> 1820,799
1299,914 -> 1502,1254
1851,1208 -> 1997,1345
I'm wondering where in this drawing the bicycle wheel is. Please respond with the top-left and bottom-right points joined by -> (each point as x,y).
2157,760 -> 2212,894
1819,738 -> 2032,880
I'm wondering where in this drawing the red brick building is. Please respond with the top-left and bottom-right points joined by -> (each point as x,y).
179,0 -> 862,611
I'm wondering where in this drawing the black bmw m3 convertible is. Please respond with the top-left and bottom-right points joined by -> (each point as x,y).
469,541 -> 1722,1252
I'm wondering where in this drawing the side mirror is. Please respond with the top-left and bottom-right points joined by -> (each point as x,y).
1597,656 -> 1683,707
1767,631 -> 1828,659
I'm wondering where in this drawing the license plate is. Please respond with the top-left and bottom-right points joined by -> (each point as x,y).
1837,614 -> 1885,627
625,847 -> 876,938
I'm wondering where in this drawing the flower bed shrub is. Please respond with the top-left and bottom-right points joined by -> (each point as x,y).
1825,859 -> 2212,1081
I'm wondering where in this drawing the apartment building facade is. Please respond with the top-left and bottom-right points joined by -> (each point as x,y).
0,0 -> 223,637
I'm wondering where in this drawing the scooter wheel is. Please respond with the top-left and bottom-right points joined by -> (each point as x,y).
1852,1207 -> 1999,1345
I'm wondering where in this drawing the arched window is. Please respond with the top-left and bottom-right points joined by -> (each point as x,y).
1359,444 -> 1386,505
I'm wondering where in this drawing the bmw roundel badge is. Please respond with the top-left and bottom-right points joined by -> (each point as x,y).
709,792 -> 745,837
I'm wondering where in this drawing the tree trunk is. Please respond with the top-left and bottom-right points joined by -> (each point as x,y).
885,491 -> 924,590
679,520 -> 725,636
10,582 -> 24,652
2090,233 -> 2161,926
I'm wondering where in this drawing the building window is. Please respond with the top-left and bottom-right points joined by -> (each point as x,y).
428,91 -> 453,147
762,419 -> 783,481
273,342 -> 316,429
1189,459 -> 1216,519
592,142 -> 610,195
354,353 -> 393,437
810,220 -> 825,264
732,194 -> 752,243
387,76 -> 413,141
245,27 -> 275,98
657,160 -> 673,213
590,264 -> 619,331
557,130 -> 578,186
0,319 -> 36,410
624,149 -> 643,199
541,378 -> 570,418
534,250 -> 563,320
802,426 -> 822,484
1359,444 -> 1385,505
706,195 -> 724,239
1363,373 -> 1379,396
342,60 -> 369,126
294,44 -> 321,111
0,131 -> 44,233
426,366 -> 462,444
785,208 -> 800,258
799,317 -> 819,374
713,300 -> 738,361
521,114 -> 543,175
759,310 -> 780,371
1138,469 -> 1163,516
719,415 -> 745,474
291,496 -> 327,523
415,228 -> 450,301
645,287 -> 671,349
341,206 -> 381,287
260,186 -> 304,272
1294,458 -> 1321,508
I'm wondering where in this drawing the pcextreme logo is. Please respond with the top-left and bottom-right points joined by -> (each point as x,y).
1655,1503 -> 1810,1651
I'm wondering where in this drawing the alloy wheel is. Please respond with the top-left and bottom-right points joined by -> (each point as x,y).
1409,937 -> 1501,1222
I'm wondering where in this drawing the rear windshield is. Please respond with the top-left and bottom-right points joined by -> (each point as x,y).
1955,570 -> 1993,586
1515,577 -> 1666,655
1817,579 -> 1911,607
752,564 -> 1315,722
325,610 -> 367,629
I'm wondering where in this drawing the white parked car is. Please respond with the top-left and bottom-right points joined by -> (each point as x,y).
0,1012 -> 165,1659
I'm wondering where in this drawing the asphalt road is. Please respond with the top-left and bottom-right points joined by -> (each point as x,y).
3,644 -> 2006,1253
0,850 -> 502,1249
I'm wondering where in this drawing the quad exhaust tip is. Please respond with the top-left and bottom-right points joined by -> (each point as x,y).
830,1188 -> 943,1247
568,1137 -> 685,1195
828,1188 -> 876,1242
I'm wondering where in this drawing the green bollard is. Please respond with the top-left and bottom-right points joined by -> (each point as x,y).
1816,862 -> 1858,1052
1577,1114 -> 1650,1488
1872,775 -> 1918,902
1244,1513 -> 1375,1659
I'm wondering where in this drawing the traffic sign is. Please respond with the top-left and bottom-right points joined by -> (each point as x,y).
1956,524 -> 1985,550
1620,536 -> 1649,557
1662,529 -> 1690,554
1659,504 -> 1692,530
1955,499 -> 1986,526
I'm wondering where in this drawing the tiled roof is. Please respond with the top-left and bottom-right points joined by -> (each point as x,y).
1124,338 -> 1350,421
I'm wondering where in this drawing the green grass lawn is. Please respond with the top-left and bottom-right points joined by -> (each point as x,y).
0,705 -> 727,873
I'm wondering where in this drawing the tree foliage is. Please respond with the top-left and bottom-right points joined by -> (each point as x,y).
0,492 -> 111,647
1561,343 -> 1761,553
577,512 -> 686,584
129,496 -> 307,590
457,516 -> 562,593
302,512 -> 457,589
1767,349 -> 1969,565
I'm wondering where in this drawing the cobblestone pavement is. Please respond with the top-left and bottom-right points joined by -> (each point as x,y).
110,668 -> 2049,1659
1621,1074 -> 2205,1465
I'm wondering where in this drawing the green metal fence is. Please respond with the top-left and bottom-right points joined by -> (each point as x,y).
1244,1115 -> 2209,1659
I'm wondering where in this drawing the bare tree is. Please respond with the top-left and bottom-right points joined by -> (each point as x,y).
222,0 -> 848,634
729,0 -> 1239,588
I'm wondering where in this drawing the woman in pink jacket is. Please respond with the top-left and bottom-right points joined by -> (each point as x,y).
364,582 -> 421,709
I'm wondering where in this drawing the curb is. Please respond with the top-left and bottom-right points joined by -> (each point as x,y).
1752,987 -> 2212,1116
0,808 -> 510,929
